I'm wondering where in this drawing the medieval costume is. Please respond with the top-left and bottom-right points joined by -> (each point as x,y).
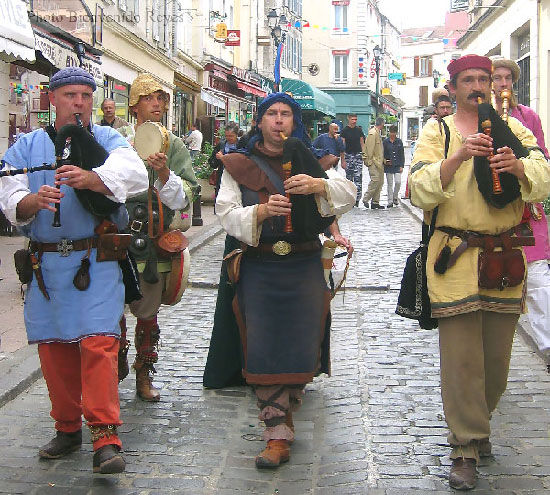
0,67 -> 148,473
117,73 -> 198,401
409,54 -> 550,490
214,92 -> 355,467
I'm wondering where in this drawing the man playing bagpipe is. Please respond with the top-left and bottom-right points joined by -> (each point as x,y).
409,54 -> 550,490
0,67 -> 148,473
215,93 -> 356,468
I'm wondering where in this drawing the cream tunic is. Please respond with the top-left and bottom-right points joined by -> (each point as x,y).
409,115 -> 550,317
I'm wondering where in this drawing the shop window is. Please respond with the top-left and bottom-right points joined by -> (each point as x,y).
407,117 -> 419,142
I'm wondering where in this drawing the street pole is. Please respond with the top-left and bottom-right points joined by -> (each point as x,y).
375,60 -> 380,118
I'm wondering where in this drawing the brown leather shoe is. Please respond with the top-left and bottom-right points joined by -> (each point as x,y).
93,444 -> 125,474
449,458 -> 477,490
39,430 -> 82,459
135,364 -> 161,402
255,440 -> 290,468
478,438 -> 492,457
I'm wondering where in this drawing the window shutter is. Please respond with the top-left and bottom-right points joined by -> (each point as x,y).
419,86 -> 428,107
428,58 -> 433,76
414,57 -> 419,77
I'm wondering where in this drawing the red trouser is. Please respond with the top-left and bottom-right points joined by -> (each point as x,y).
38,336 -> 122,451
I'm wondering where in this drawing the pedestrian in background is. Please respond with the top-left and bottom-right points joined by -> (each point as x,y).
99,98 -> 129,129
409,54 -> 550,490
382,124 -> 404,208
362,117 -> 385,209
313,122 -> 345,168
341,113 -> 365,206
184,121 -> 203,160
0,67 -> 148,473
208,122 -> 239,196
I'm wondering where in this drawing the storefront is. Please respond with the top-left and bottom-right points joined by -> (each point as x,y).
172,72 -> 201,137
0,0 -> 36,154
199,61 -> 266,145
281,78 -> 336,139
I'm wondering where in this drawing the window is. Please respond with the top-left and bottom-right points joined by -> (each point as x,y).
333,53 -> 349,83
414,56 -> 433,77
517,57 -> 530,106
334,4 -> 348,31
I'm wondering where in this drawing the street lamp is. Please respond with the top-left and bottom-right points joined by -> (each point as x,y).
267,9 -> 288,91
433,69 -> 440,88
373,44 -> 383,117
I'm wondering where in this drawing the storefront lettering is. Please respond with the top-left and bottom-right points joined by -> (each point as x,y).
231,67 -> 251,82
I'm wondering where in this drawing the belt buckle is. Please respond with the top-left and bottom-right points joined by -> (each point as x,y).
57,239 -> 73,257
130,220 -> 143,233
272,240 -> 292,256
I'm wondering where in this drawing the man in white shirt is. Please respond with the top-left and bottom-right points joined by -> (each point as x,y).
184,122 -> 203,160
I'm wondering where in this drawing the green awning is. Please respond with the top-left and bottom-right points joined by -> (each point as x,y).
281,78 -> 336,117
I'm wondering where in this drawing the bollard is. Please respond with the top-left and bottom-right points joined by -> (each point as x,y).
192,194 -> 203,226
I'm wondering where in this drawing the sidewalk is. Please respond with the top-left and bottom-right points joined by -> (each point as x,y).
0,203 -> 222,407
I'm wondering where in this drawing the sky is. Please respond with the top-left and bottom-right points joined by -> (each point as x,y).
378,0 -> 450,30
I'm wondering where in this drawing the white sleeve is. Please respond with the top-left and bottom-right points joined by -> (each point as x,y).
155,171 -> 188,210
215,169 -> 262,247
0,165 -> 33,225
93,147 -> 149,202
315,169 -> 357,216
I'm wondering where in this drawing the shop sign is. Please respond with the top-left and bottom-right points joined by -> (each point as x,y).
34,32 -> 103,84
214,22 -> 228,42
231,66 -> 251,82
225,30 -> 240,46
332,49 -> 350,56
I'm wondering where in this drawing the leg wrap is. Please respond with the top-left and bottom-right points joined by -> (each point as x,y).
118,316 -> 130,382
134,317 -> 160,367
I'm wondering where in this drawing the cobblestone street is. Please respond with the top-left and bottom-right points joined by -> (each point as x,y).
1,201 -> 550,494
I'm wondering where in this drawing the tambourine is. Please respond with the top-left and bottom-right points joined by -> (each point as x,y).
134,121 -> 169,160
162,246 -> 191,306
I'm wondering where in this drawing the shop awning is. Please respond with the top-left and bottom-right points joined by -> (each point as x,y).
201,88 -> 225,108
236,81 -> 267,97
0,0 -> 35,63
281,79 -> 336,117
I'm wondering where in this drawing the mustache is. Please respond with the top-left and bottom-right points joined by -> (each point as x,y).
469,91 -> 486,100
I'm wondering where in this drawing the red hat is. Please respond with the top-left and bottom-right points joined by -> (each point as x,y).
447,54 -> 492,80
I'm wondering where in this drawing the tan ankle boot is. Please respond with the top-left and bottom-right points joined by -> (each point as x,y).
135,361 -> 161,402
255,439 -> 290,468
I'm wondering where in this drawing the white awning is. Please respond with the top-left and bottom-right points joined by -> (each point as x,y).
201,88 -> 225,108
0,0 -> 35,63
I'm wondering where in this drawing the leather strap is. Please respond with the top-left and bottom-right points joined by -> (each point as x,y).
147,186 -> 164,239
30,237 -> 98,253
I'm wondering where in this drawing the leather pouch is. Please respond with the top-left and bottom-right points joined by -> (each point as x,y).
478,235 -> 525,290
223,248 -> 244,284
96,233 -> 132,262
14,249 -> 33,284
155,229 -> 189,259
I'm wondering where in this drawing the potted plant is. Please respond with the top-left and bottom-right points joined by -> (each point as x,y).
192,142 -> 215,204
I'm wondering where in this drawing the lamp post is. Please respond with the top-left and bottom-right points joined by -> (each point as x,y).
373,44 -> 383,117
267,8 -> 287,91
433,69 -> 440,88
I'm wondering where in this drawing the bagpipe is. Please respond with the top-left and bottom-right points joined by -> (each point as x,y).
474,91 -> 528,209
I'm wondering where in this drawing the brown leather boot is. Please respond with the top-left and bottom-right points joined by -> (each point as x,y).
449,458 -> 477,490
134,318 -> 161,402
118,316 -> 130,382
255,439 -> 290,468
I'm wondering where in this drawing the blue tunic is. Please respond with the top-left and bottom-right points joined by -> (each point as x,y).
2,126 -> 130,344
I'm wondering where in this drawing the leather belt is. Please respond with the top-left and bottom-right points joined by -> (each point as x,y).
436,225 -> 534,272
437,225 -> 535,248
246,240 -> 321,257
30,237 -> 98,257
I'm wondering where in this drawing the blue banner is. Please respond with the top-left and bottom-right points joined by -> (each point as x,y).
274,42 -> 284,87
